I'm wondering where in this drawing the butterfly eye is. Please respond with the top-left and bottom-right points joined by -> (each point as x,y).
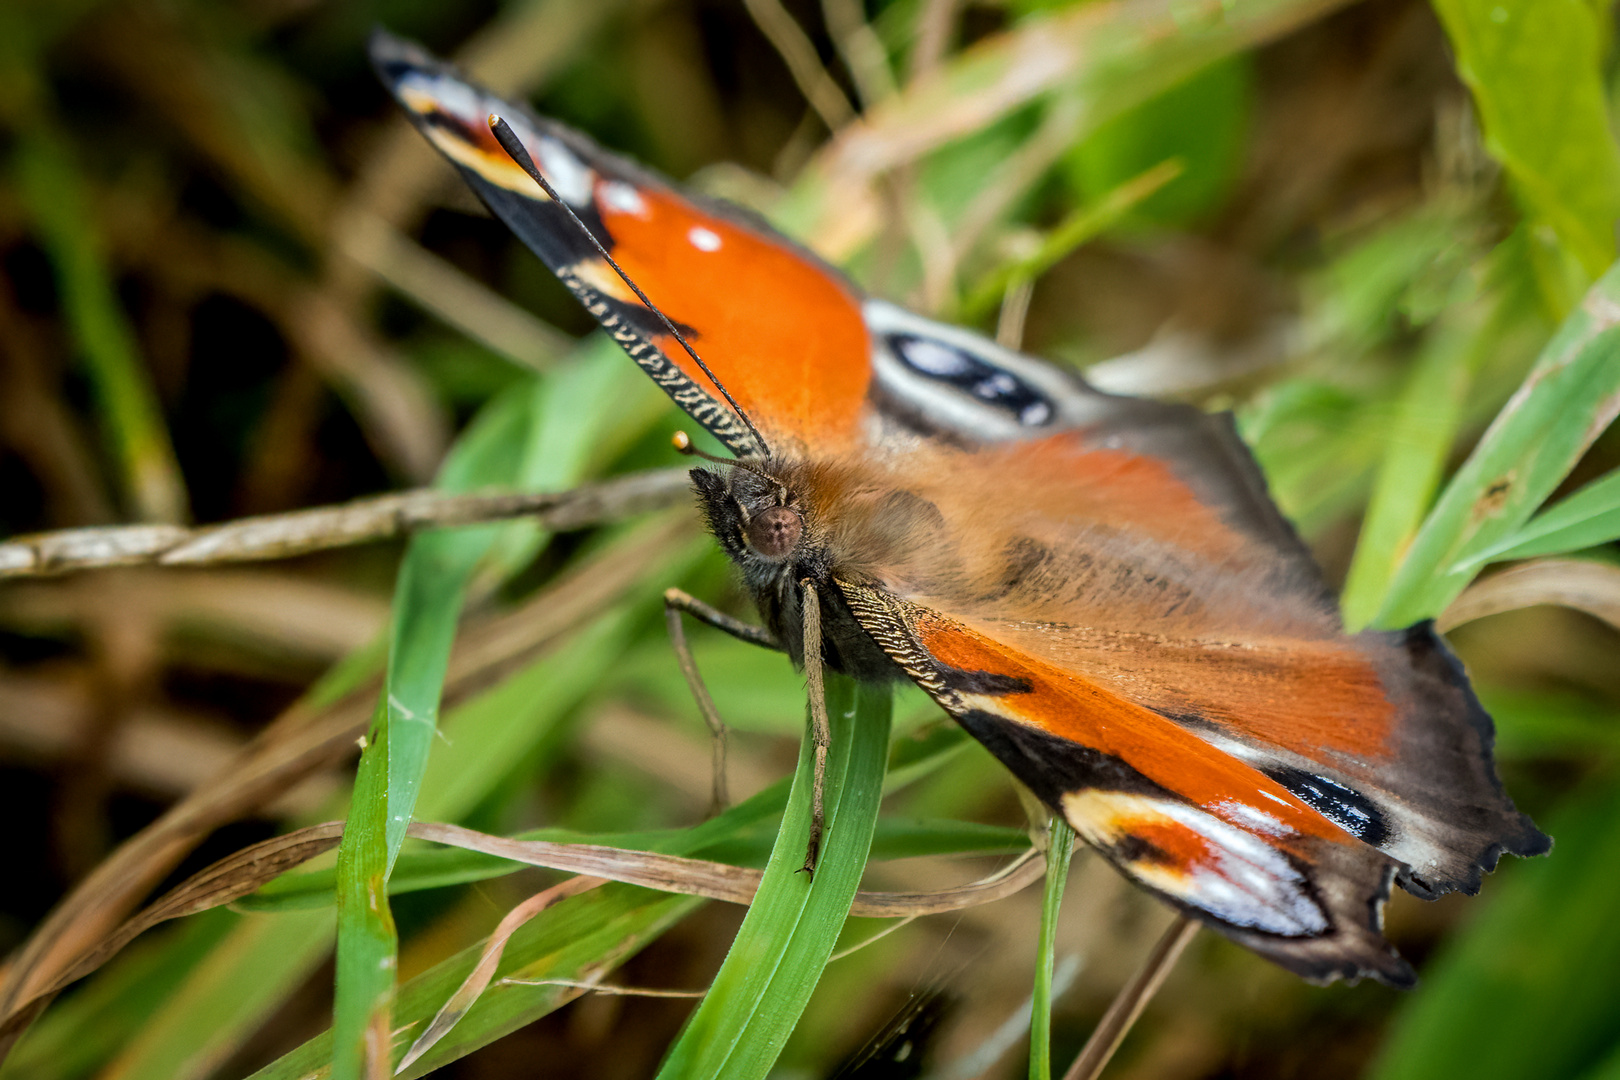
746,506 -> 801,560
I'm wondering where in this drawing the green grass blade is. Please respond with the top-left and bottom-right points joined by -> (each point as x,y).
1373,260 -> 1620,628
13,129 -> 188,523
1457,466 -> 1620,568
958,159 -> 1182,321
329,464 -> 518,1078
1431,0 -> 1620,310
1339,300 -> 1487,629
1028,819 -> 1074,1080
249,766 -> 815,1077
106,910 -> 332,1080
778,0 -> 1365,258
1367,776 -> 1620,1080
656,676 -> 892,1080
329,340 -> 663,1076
0,911 -> 239,1080
332,701 -> 396,1080
250,884 -> 702,1080
1577,1045 -> 1620,1080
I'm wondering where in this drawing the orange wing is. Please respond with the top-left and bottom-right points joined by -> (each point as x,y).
840,582 -> 1413,985
371,32 -> 871,457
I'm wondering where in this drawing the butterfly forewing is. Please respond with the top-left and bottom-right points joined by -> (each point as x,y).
371,32 -> 871,458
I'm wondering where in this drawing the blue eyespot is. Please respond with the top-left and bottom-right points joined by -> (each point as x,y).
889,334 -> 1054,427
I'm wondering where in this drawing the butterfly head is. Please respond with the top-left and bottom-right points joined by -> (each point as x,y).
675,431 -> 805,562
689,459 -> 806,567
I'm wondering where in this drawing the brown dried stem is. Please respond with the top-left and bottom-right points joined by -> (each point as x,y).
1061,914 -> 1198,1080
0,467 -> 690,579
2,816 -> 1043,1040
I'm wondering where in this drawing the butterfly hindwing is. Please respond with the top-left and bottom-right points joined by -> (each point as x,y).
370,32 -> 873,458
838,580 -> 1415,985
836,312 -> 1547,898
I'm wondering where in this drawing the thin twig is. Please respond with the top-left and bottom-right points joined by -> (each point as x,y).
741,0 -> 856,132
0,468 -> 691,579
821,0 -> 897,108
908,0 -> 958,82
497,978 -> 707,999
996,277 -> 1034,350
1060,915 -> 1197,1080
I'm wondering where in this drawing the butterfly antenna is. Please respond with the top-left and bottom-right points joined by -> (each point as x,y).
489,115 -> 773,460
672,432 -> 790,500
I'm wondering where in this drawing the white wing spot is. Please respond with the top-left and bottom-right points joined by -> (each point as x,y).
688,226 -> 722,252
974,372 -> 1019,399
600,180 -> 647,216
1020,401 -> 1052,425
537,137 -> 593,205
899,338 -> 971,375
1064,790 -> 1328,937
1216,799 -> 1292,837
401,72 -> 484,122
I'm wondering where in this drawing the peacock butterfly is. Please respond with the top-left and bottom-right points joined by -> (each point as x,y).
371,31 -> 1548,987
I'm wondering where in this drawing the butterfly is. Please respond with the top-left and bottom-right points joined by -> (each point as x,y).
371,30 -> 1549,988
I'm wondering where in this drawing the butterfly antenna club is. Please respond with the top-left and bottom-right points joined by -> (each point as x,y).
672,431 -> 790,498
488,115 -> 773,459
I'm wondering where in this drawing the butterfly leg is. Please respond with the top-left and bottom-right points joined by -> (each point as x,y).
663,588 -> 783,816
798,579 -> 829,876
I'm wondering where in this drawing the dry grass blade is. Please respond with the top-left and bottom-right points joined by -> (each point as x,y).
0,815 -> 1042,1060
0,824 -> 347,1056
0,515 -> 691,1057
29,826 -> 347,1004
410,823 -> 1046,917
497,979 -> 706,999
801,0 -> 1356,260
396,875 -> 607,1072
1437,558 -> 1620,632
822,0 -> 896,107
0,282 -> 117,527
286,292 -> 451,484
335,212 -> 575,372
409,822 -> 763,901
0,468 -> 689,578
850,848 -> 1044,915
741,0 -> 857,131
909,0 -> 959,82
1061,915 -> 1197,1080
0,686 -> 373,1053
